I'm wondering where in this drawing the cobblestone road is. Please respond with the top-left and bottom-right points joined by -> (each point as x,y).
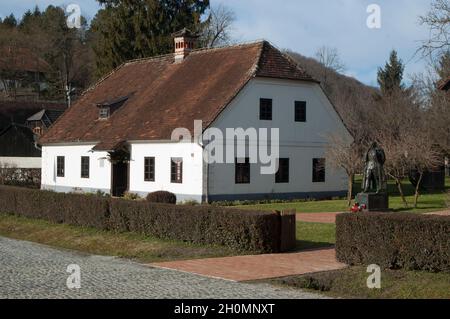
0,237 -> 324,299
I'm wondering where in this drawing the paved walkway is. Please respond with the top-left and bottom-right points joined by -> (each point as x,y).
295,210 -> 450,224
0,236 -> 325,299
425,210 -> 450,216
151,248 -> 346,282
296,212 -> 342,224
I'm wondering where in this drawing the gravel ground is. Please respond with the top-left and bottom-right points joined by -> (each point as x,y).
0,237 -> 324,299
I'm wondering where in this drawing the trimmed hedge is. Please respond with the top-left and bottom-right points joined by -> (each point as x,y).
336,212 -> 450,272
146,191 -> 177,204
0,186 -> 291,253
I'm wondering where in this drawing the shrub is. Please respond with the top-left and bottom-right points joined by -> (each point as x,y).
0,185 -> 295,253
180,200 -> 200,206
146,191 -> 177,204
123,192 -> 141,201
336,212 -> 450,272
108,200 -> 285,252
0,186 -> 110,229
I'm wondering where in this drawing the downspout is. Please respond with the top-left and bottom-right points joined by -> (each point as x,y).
197,136 -> 209,204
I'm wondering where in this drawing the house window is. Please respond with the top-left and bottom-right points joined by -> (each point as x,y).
57,156 -> 65,177
144,157 -> 155,182
81,156 -> 90,179
313,158 -> 326,183
295,101 -> 307,122
99,107 -> 110,119
171,158 -> 183,183
259,98 -> 272,120
235,158 -> 250,184
275,158 -> 290,183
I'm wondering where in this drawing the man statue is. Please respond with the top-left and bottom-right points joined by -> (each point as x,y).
362,142 -> 387,193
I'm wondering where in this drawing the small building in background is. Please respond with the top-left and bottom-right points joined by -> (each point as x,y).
0,101 -> 66,187
0,47 -> 51,100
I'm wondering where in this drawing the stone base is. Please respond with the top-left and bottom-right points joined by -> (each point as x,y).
356,192 -> 389,212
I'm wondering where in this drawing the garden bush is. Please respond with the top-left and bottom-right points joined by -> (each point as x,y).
0,186 -> 110,229
336,212 -> 450,272
0,185 -> 293,253
146,191 -> 177,204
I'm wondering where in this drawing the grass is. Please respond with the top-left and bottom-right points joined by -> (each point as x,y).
268,266 -> 450,299
237,177 -> 450,214
296,221 -> 335,250
0,214 -> 238,263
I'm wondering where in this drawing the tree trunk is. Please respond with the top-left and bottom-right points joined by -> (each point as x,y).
414,171 -> 424,209
395,178 -> 408,208
347,174 -> 354,207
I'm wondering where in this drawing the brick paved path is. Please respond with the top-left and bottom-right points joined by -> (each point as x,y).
0,237 -> 325,299
296,212 -> 342,224
425,210 -> 450,216
151,248 -> 346,282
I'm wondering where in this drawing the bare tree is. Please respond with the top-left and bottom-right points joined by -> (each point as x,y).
418,0 -> 450,59
315,46 -> 346,73
200,4 -> 236,48
405,134 -> 442,208
325,134 -> 363,206
371,89 -> 419,208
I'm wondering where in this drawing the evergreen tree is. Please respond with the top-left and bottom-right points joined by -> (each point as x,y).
91,0 -> 209,77
377,50 -> 405,95
2,14 -> 17,28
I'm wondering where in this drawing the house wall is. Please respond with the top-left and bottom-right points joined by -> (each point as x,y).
129,142 -> 204,202
205,78 -> 352,201
41,144 -> 111,194
0,157 -> 41,168
40,78 -> 352,202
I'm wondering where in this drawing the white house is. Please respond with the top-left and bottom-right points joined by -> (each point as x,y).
40,29 -> 352,203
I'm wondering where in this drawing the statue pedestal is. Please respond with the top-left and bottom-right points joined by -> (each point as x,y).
356,193 -> 389,212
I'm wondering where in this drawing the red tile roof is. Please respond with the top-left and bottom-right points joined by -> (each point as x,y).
0,47 -> 51,73
39,41 -> 317,148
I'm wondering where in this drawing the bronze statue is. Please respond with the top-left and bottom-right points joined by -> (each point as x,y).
362,142 -> 387,193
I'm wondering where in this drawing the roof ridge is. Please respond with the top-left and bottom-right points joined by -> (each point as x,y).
122,40 -> 267,64
190,40 -> 266,55
77,40 -> 268,99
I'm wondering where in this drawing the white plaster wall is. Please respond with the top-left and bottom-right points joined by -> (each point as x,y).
41,144 -> 111,193
207,78 -> 352,199
0,157 -> 41,168
129,142 -> 204,202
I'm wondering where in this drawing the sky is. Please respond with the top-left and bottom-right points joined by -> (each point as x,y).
0,0 -> 435,87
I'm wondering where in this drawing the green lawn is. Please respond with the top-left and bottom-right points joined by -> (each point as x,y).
268,266 -> 450,299
296,222 -> 335,250
237,177 -> 449,214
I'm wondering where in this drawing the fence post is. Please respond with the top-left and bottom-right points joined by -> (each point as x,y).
277,209 -> 296,252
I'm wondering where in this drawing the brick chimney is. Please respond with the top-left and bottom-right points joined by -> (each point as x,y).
173,28 -> 198,63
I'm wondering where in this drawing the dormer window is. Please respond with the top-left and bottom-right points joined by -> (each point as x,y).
99,107 -> 110,119
96,95 -> 130,120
